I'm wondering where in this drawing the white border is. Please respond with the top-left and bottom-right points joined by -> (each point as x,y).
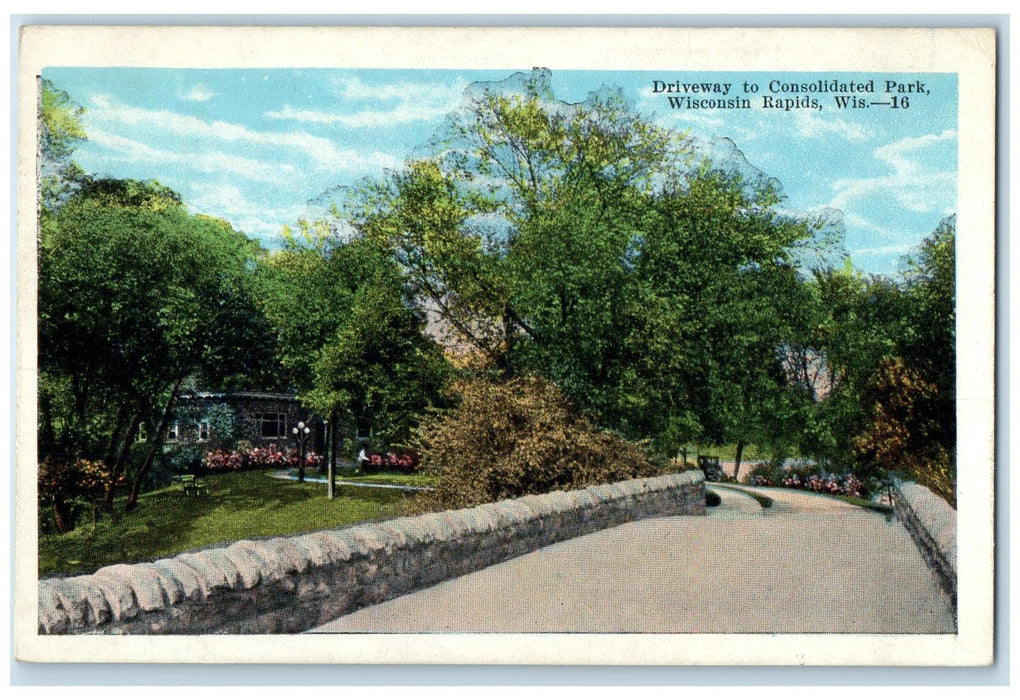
14,25 -> 996,666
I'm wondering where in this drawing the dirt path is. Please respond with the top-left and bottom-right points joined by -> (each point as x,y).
312,486 -> 956,634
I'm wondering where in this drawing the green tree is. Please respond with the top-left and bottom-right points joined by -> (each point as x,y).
853,357 -> 954,504
618,167 -> 819,472
799,262 -> 909,472
303,239 -> 452,451
38,179 -> 269,514
847,217 -> 956,501
899,216 -> 956,460
356,72 -> 682,383
39,78 -> 87,215
260,228 -> 452,462
350,70 -> 827,465
258,219 -> 369,392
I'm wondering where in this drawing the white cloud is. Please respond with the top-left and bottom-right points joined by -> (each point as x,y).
828,129 -> 957,214
874,129 -> 957,177
265,76 -> 467,129
87,98 -> 336,167
189,184 -> 291,222
854,242 -> 917,257
187,183 -> 299,239
86,96 -> 407,175
793,111 -> 871,141
658,111 -> 727,130
265,103 -> 451,128
333,75 -> 465,104
88,128 -> 294,183
184,83 -> 215,102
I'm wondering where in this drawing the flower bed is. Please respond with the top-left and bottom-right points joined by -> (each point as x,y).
362,451 -> 421,474
745,469 -> 864,499
203,444 -> 323,473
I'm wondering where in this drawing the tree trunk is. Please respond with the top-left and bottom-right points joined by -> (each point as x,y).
38,389 -> 57,460
125,379 -> 182,512
104,410 -> 141,512
52,498 -> 75,534
102,402 -> 131,468
328,408 -> 339,500
733,440 -> 745,483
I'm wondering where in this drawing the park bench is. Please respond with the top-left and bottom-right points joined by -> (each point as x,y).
179,474 -> 208,496
698,455 -> 724,482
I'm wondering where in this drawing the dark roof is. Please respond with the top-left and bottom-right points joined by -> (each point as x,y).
180,391 -> 299,401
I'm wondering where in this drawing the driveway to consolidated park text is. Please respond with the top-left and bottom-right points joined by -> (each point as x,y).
313,486 -> 955,634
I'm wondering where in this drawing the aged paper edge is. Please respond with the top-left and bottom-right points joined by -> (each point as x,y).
14,25 -> 996,666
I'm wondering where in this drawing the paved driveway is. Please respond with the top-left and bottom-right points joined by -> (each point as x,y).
313,486 -> 955,634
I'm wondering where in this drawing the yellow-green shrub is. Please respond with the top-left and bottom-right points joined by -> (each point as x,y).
411,375 -> 659,510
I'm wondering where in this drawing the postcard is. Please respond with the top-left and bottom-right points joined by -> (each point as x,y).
15,25 -> 995,666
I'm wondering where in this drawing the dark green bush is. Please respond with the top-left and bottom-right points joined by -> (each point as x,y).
410,375 -> 660,510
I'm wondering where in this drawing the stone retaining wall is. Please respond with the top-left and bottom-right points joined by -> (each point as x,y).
39,470 -> 705,634
893,480 -> 957,609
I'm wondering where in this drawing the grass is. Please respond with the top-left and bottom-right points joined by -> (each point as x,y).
38,470 -> 413,578
334,471 -> 437,488
284,469 -> 436,488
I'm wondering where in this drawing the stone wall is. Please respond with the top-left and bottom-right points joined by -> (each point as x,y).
38,471 -> 705,635
893,480 -> 957,610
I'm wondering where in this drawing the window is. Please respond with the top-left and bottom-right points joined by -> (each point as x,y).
260,412 -> 287,438
168,422 -> 179,441
197,420 -> 211,442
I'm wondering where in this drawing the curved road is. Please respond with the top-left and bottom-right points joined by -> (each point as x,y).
313,486 -> 956,634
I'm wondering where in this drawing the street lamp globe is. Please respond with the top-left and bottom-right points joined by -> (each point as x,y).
292,421 -> 311,483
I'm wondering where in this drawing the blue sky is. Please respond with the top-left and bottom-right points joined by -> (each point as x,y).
43,67 -> 957,275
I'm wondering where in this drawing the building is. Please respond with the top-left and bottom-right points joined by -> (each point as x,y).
173,391 -> 325,452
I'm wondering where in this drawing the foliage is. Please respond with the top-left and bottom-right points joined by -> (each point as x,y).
260,232 -> 452,453
410,375 -> 660,510
306,244 -> 452,448
170,402 -> 241,451
153,444 -> 205,486
791,218 -> 956,503
38,458 -> 126,534
38,175 -> 270,515
351,69 -> 825,464
852,357 -> 954,505
898,215 -> 956,477
39,79 -> 87,214
799,264 -> 909,471
257,219 -> 363,392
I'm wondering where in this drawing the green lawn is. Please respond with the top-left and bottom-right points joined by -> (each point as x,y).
38,470 -> 414,578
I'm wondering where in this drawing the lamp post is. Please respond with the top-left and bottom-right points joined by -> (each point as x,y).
324,418 -> 336,500
292,420 -> 311,484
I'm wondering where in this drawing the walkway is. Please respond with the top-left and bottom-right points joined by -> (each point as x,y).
312,486 -> 955,634
270,470 -> 433,491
